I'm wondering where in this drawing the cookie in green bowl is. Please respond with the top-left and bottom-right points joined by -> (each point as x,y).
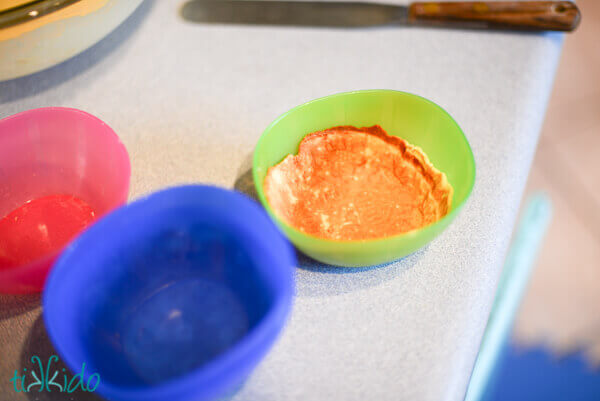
253,90 -> 475,267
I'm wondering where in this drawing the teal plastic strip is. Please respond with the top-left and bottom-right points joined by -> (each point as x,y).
464,193 -> 553,401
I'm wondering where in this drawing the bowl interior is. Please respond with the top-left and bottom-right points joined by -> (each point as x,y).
0,107 -> 130,218
85,226 -> 273,386
253,90 -> 475,265
44,187 -> 293,394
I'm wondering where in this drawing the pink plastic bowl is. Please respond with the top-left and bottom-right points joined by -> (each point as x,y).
0,107 -> 130,294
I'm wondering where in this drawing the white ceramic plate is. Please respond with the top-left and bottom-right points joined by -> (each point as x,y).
0,0 -> 144,81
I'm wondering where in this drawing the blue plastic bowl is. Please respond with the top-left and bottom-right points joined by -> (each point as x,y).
43,185 -> 296,401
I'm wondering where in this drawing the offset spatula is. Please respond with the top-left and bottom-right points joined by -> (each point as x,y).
181,1 -> 581,31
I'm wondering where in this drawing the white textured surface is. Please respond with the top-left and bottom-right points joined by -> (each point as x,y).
0,1 -> 562,400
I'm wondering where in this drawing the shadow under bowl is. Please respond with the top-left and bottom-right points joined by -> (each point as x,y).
253,89 -> 476,267
43,185 -> 295,401
0,107 -> 130,293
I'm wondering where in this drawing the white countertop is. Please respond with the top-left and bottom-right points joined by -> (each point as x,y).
0,1 -> 563,400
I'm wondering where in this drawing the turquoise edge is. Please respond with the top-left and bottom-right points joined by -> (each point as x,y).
464,193 -> 553,401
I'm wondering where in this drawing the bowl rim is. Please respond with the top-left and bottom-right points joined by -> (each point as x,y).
42,185 -> 296,400
0,106 -> 131,293
0,0 -> 81,30
252,89 -> 476,245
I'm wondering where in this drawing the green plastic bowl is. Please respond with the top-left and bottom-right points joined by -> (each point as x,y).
253,90 -> 476,267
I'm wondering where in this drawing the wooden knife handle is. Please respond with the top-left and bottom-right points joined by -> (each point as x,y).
408,1 -> 581,31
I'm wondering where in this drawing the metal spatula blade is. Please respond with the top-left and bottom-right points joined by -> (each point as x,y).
181,0 -> 408,27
